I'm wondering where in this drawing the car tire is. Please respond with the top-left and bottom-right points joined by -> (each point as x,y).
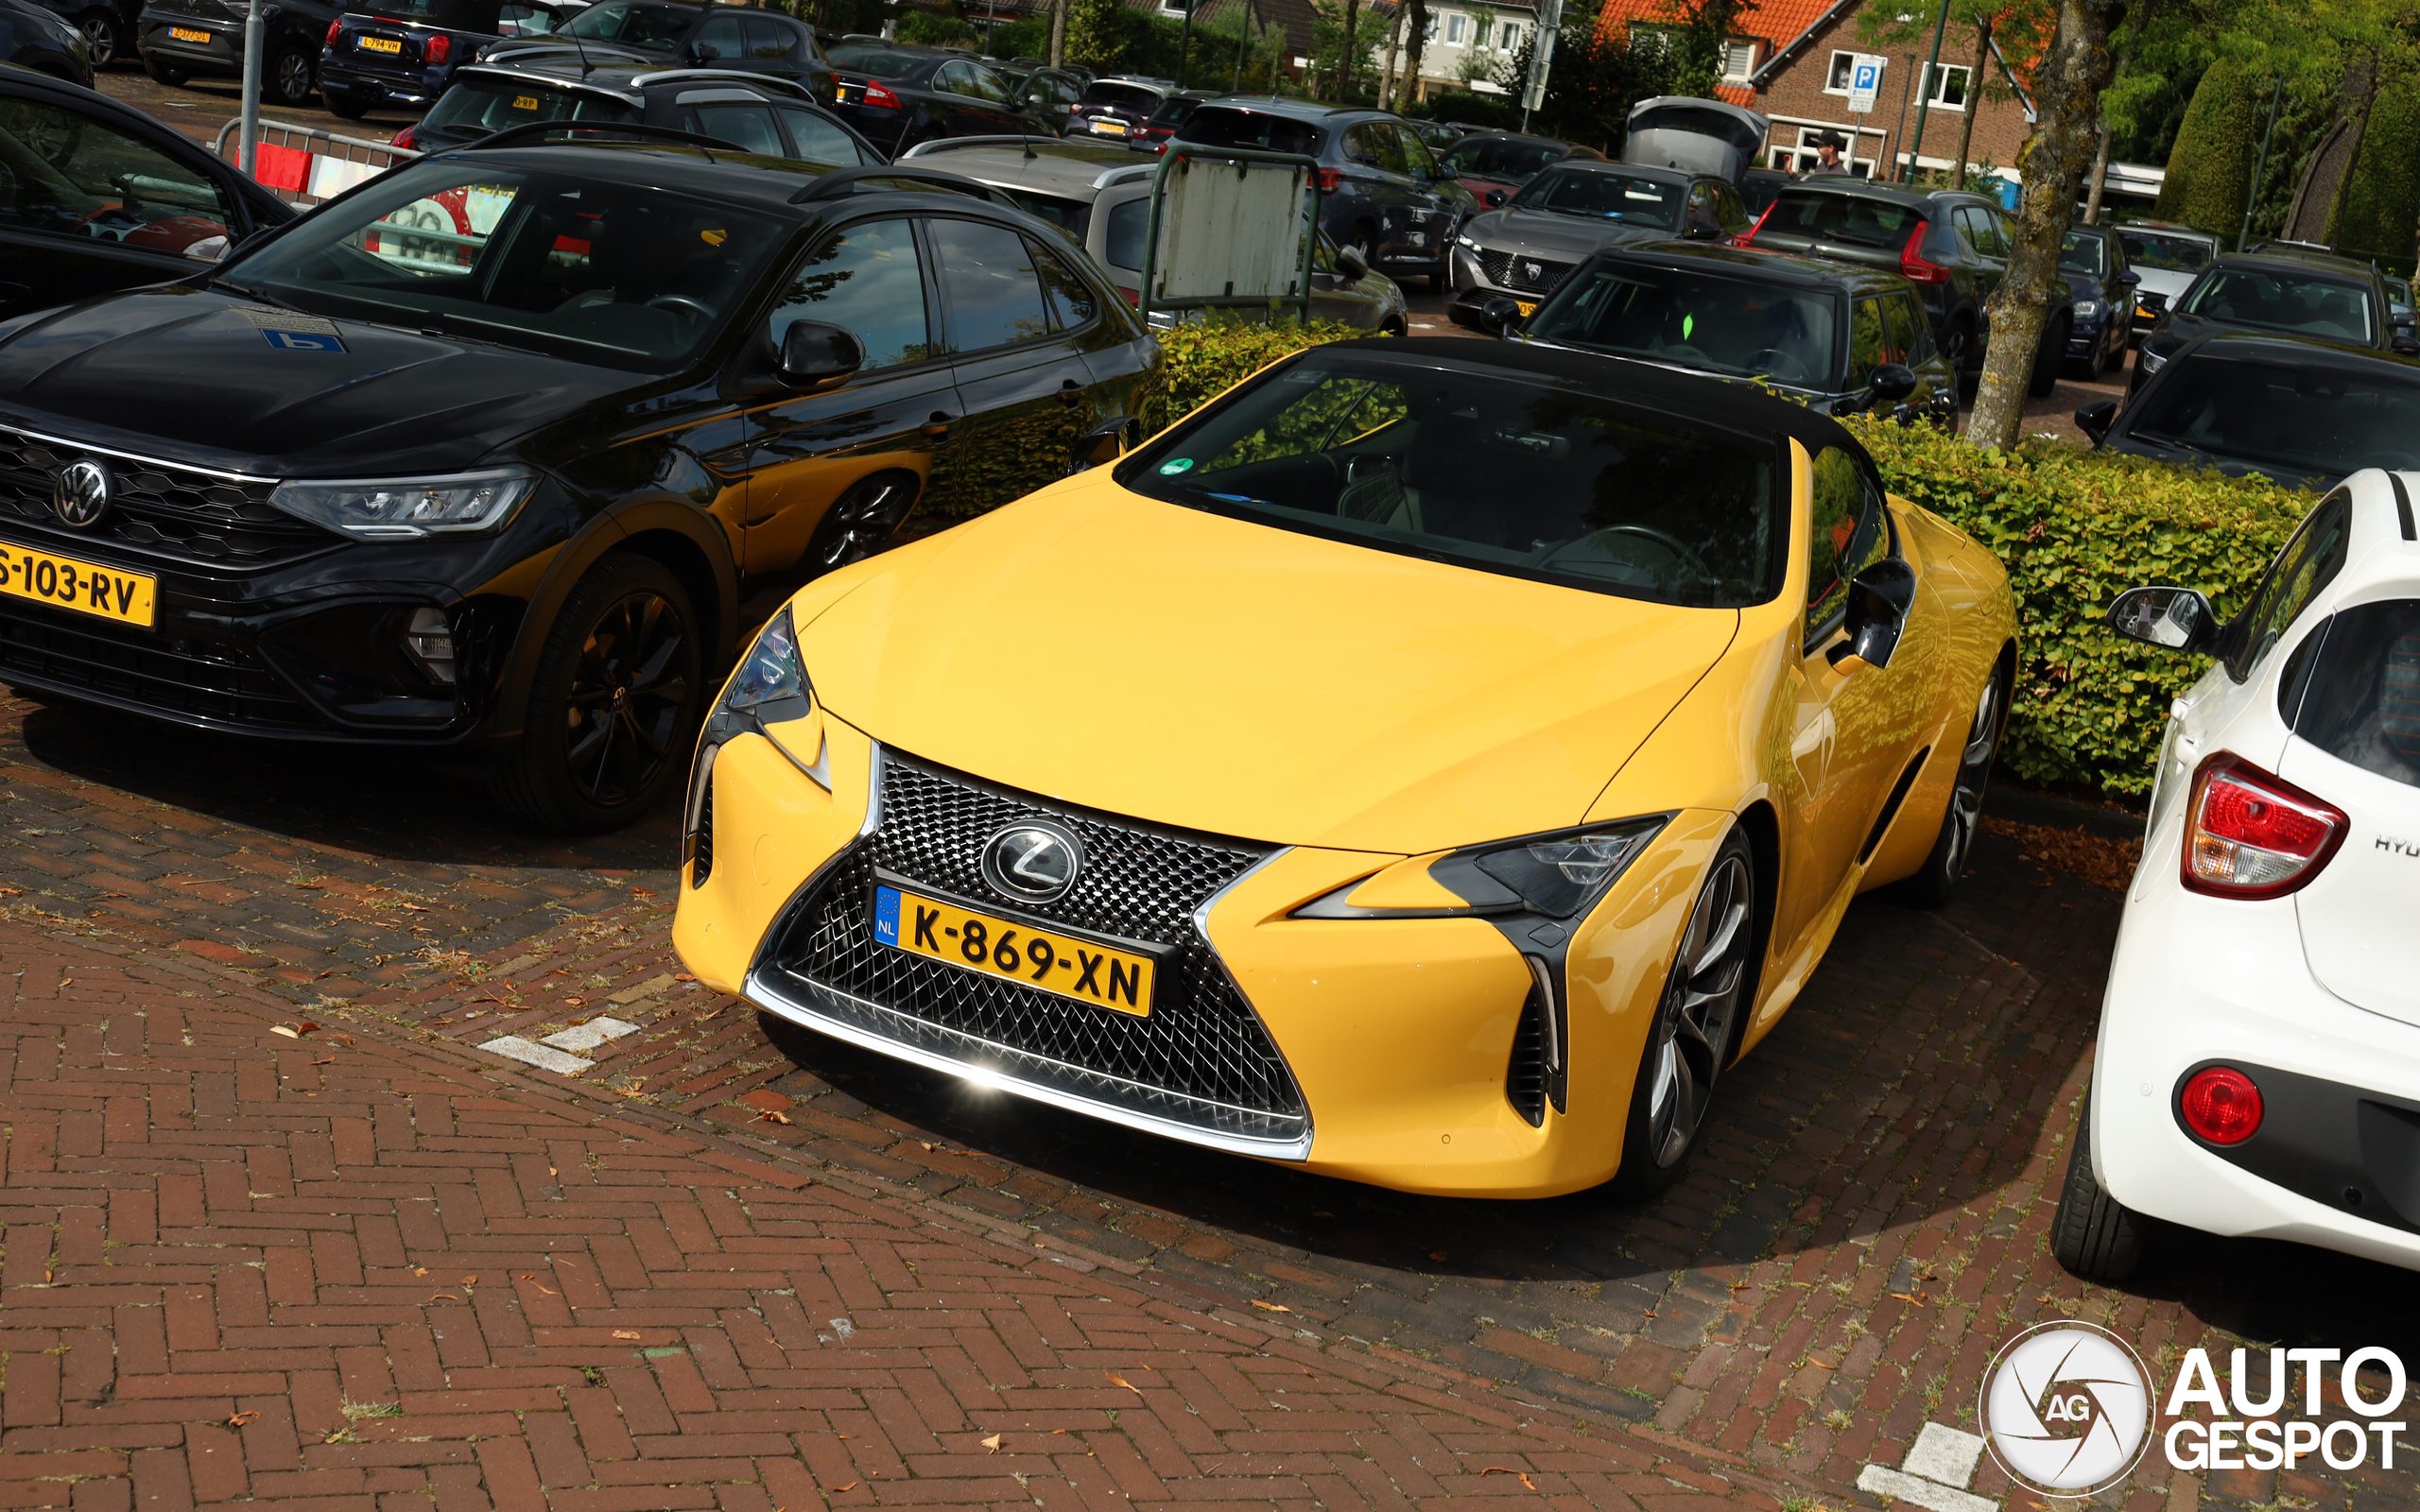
1608,828 -> 1759,1200
1381,316 -> 1408,337
2028,316 -> 2067,398
78,7 -> 129,68
266,42 -> 315,107
803,472 -> 919,574
1891,657 -> 2009,909
322,89 -> 372,120
489,553 -> 705,833
2051,1090 -> 2152,1281
142,51 -> 188,86
1346,221 -> 1377,265
1942,316 -> 1978,391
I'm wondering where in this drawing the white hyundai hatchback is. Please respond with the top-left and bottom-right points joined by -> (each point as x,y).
2057,467 -> 2420,1279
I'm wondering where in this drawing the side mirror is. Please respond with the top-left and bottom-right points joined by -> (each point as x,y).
1870,362 -> 1917,403
1070,414 -> 1139,472
779,319 -> 862,387
2394,334 -> 2420,357
1336,245 -> 1369,280
688,41 -> 720,60
1477,296 -> 1523,336
2073,398 -> 2117,441
1828,558 -> 1916,674
2107,584 -> 2220,653
1484,189 -> 1506,208
1684,219 -> 1720,240
2117,269 -> 2141,288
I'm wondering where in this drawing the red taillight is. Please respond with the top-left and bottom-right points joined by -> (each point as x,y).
1119,285 -> 1138,306
425,33 -> 450,62
1315,167 -> 1343,195
391,125 -> 416,148
2180,1066 -> 2264,1144
1734,200 -> 1774,249
326,18 -> 342,43
2180,752 -> 2348,899
1899,219 -> 1950,284
863,80 -> 901,110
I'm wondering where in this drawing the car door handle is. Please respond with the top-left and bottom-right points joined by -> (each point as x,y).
1055,378 -> 1082,406
922,411 -> 953,438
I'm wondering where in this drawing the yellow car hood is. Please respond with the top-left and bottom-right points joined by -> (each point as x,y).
800,485 -> 1739,854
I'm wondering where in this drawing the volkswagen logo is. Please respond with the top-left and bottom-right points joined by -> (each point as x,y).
53,458 -> 112,529
981,822 -> 1084,904
1978,1321 -> 2153,1497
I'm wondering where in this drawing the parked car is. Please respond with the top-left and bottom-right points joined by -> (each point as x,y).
24,0 -> 127,68
1435,130 -> 1601,210
139,0 -> 333,102
2056,472 -> 2420,1278
1447,160 -> 1751,322
1407,117 -> 1469,152
670,336 -> 2017,1194
0,65 -> 287,318
1126,89 -> 1209,154
2057,222 -> 2138,377
899,135 -> 1409,334
499,0 -> 830,95
1737,165 -> 1790,215
319,0 -> 582,120
2077,331 -> 2420,489
1620,95 -> 1768,181
1743,180 -> 2070,396
995,60 -> 1083,130
826,43 -> 1057,156
2114,219 -> 2218,342
1061,75 -> 1173,143
2131,249 -> 2410,395
1494,241 -> 1957,428
401,58 -> 880,163
0,144 -> 1155,832
1170,98 -> 1476,292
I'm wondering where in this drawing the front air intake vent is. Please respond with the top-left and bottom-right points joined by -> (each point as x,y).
1506,982 -> 1548,1126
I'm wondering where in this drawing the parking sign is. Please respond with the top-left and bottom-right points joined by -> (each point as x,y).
1848,54 -> 1884,113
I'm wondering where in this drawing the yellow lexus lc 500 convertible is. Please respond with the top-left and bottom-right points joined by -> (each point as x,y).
673,338 -> 2015,1198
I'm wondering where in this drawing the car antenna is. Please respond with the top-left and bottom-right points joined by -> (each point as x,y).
569,22 -> 596,77
1023,135 -> 1037,160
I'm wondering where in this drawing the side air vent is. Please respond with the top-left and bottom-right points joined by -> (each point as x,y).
1506,982 -> 1549,1126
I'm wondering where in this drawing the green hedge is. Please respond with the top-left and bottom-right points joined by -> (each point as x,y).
1139,316 -> 1380,434
2155,59 -> 2258,238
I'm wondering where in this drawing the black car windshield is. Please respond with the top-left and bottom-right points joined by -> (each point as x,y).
1122,352 -> 1780,607
2059,231 -> 2105,276
2121,230 -> 2213,272
828,45 -> 933,76
217,156 -> 790,372
359,0 -> 505,25
2289,600 -> 2420,790
1174,108 -> 1323,156
418,76 -> 637,138
1512,169 -> 1681,227
1527,265 -> 1838,390
2125,351 -> 2420,478
999,188 -> 1088,236
1441,136 -> 1562,181
2181,267 -> 2375,342
1760,191 -> 1920,249
1146,96 -> 1201,126
558,0 -> 695,45
1082,82 -> 1161,111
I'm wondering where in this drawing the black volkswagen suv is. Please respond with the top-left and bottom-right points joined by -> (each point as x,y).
400,57 -> 881,163
0,142 -> 1156,832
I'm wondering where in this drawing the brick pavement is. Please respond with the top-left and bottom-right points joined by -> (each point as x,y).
7,690 -> 2420,1510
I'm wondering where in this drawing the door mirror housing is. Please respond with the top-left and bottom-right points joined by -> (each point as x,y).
1335,244 -> 1369,280
2117,269 -> 2141,288
2073,398 -> 2117,441
687,40 -> 719,60
2107,585 -> 2221,653
1070,414 -> 1140,472
1683,218 -> 1720,240
1827,558 -> 1916,674
1869,362 -> 1917,403
1484,188 -> 1507,208
2394,333 -> 2420,357
1477,296 -> 1523,335
778,320 -> 862,387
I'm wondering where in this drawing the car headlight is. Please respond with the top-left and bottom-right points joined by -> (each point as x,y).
1294,816 -> 1669,921
2139,346 -> 2169,374
268,467 -> 537,540
723,605 -> 808,716
1456,234 -> 1480,250
2073,299 -> 2103,319
688,607 -> 817,885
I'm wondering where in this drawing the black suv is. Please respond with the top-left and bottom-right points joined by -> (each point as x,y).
139,0 -> 333,103
532,0 -> 833,95
0,142 -> 1156,832
402,59 -> 881,163
2131,249 -> 2409,395
1445,160 -> 1752,327
1171,99 -> 1476,291
320,0 -> 580,119
825,43 -> 1059,156
1744,180 -> 2071,396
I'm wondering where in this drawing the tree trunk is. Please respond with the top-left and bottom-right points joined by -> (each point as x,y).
2083,123 -> 2112,222
1965,0 -> 2129,451
1341,0 -> 1362,100
1047,0 -> 1066,66
1379,2 -> 1405,110
1404,0 -> 1427,105
1953,20 -> 1989,184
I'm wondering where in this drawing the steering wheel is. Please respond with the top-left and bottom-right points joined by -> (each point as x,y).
1536,524 -> 1713,583
1745,347 -> 1814,385
647,295 -> 713,321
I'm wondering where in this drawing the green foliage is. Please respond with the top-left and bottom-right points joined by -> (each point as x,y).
892,9 -> 977,47
1061,0 -> 1290,91
1310,0 -> 1379,99
1064,0 -> 1132,71
2155,58 -> 2258,236
1143,316 -> 1381,433
2331,84 -> 2420,272
1845,418 -> 2315,797
1658,0 -> 1754,101
1484,7 -> 1674,153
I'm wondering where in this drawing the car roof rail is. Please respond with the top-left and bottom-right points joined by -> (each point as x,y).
898,134 -> 1055,157
787,164 -> 1008,205
1093,163 -> 1154,188
464,121 -> 745,152
634,67 -> 809,98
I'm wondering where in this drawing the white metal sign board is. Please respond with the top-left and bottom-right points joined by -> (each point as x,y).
1150,154 -> 1311,308
1847,54 -> 1884,114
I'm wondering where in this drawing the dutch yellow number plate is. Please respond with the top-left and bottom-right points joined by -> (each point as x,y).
512,94 -> 539,110
835,84 -> 848,102
1514,300 -> 1537,318
1096,118 -> 1128,134
0,543 -> 156,627
873,883 -> 1154,1016
359,34 -> 402,51
169,25 -> 210,41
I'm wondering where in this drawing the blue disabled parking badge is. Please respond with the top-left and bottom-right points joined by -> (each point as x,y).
262,328 -> 347,352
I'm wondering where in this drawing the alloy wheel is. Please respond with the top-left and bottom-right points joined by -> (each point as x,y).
1941,673 -> 2004,884
1643,852 -> 1754,1168
810,477 -> 911,571
79,16 -> 115,66
274,51 -> 314,105
561,590 -> 693,810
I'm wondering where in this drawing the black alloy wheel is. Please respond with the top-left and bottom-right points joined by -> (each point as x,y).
492,554 -> 703,833
804,473 -> 917,573
268,43 -> 315,106
1610,831 -> 1757,1198
78,9 -> 127,67
1895,661 -> 2009,908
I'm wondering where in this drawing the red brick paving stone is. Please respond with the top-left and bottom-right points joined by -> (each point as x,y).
0,919 -> 1833,1511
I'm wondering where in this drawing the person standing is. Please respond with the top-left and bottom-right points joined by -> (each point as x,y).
1807,130 -> 1850,175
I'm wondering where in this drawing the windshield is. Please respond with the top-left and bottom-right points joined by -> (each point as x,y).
2126,352 -> 2420,479
1146,95 -> 1201,126
2059,231 -> 2105,276
2181,268 -> 2376,343
828,44 -> 930,76
1173,108 -> 1323,156
558,0 -> 694,44
1120,352 -> 1781,607
2121,230 -> 2213,273
217,157 -> 790,372
1441,136 -> 1562,182
418,77 -> 636,138
1759,191 -> 1920,249
2288,599 -> 2420,790
999,188 -> 1088,237
1527,266 -> 1838,389
1512,169 -> 1681,228
1082,82 -> 1161,111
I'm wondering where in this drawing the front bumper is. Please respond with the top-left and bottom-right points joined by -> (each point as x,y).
319,56 -> 447,104
2091,815 -> 2420,1270
675,709 -> 1727,1196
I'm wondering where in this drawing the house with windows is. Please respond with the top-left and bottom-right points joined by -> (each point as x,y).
1369,0 -> 1539,104
1594,0 -> 2035,180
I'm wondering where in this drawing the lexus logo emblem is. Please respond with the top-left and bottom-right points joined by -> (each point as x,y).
53,458 -> 111,528
981,822 -> 1084,904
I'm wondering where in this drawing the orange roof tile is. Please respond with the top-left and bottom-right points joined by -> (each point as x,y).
1593,0 -> 1846,55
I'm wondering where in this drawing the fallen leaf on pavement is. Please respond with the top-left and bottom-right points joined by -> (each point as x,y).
228,1411 -> 260,1428
519,1273 -> 536,1280
1251,1300 -> 1290,1313
631,886 -> 656,897
536,1284 -> 556,1295
1888,1292 -> 1927,1306
412,1267 -> 428,1277
694,1004 -> 727,1022
427,1294 -> 459,1303
1808,1356 -> 1837,1369
564,997 -> 586,1007
271,1026 -> 302,1039
612,1330 -> 641,1340
831,1483 -> 857,1493
312,1058 -> 334,1066
756,1108 -> 792,1125
1479,1467 -> 1539,1489
1107,1373 -> 1143,1396
981,1433 -> 1002,1452
331,1034 -> 355,1045
674,973 -> 695,982
460,1276 -> 476,1285
616,1085 -> 647,1098
298,1022 -> 320,1034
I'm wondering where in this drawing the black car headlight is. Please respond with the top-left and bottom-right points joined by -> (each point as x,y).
1294,816 -> 1670,921
269,467 -> 537,540
687,608 -> 818,885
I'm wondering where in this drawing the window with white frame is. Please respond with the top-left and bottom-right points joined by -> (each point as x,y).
1721,39 -> 1754,78
1927,62 -> 1971,109
1824,50 -> 1857,93
1500,23 -> 1522,51
1772,126 -> 1875,177
1444,12 -> 1465,43
1473,16 -> 1491,46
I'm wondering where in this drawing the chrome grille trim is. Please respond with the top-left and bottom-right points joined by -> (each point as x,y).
0,423 -> 278,483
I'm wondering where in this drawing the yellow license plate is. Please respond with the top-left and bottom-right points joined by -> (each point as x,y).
874,883 -> 1155,1016
1515,300 -> 1537,317
0,542 -> 156,627
1095,119 -> 1128,134
359,34 -> 402,51
168,25 -> 209,41
835,84 -> 848,102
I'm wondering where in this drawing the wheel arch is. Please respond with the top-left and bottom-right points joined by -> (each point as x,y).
1730,798 -> 1781,1065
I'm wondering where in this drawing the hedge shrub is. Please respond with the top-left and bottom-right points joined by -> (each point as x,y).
2332,84 -> 2420,275
2155,59 -> 2257,238
1140,316 -> 1380,433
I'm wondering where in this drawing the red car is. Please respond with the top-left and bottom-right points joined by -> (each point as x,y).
1436,131 -> 1601,210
